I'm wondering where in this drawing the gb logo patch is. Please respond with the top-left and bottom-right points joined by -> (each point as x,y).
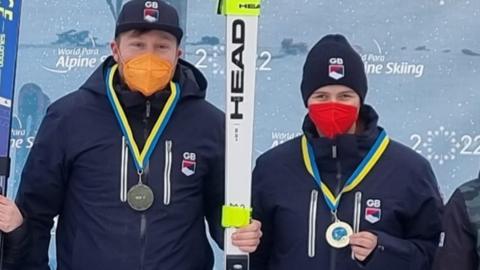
328,57 -> 345,80
365,199 -> 382,224
144,1 -> 159,23
182,152 -> 196,176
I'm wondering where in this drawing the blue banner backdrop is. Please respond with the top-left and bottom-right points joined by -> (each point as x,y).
6,0 -> 480,269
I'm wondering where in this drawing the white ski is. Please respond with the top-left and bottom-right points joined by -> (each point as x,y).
218,1 -> 261,270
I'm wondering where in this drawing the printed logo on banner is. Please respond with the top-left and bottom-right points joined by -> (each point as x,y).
182,152 -> 197,176
361,39 -> 425,78
40,31 -> 108,74
328,58 -> 344,80
409,126 -> 480,166
269,131 -> 303,151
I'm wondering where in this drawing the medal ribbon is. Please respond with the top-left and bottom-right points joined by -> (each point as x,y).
301,130 -> 390,213
106,64 -> 180,172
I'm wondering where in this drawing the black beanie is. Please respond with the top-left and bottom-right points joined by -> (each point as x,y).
301,34 -> 367,107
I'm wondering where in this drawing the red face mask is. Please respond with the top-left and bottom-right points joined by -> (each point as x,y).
308,103 -> 359,139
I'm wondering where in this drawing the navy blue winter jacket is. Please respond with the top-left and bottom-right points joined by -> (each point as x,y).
251,105 -> 443,270
13,56 -> 225,270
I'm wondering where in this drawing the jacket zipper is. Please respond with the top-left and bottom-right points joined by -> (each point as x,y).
330,144 -> 342,270
164,140 -> 172,205
139,100 -> 151,270
308,189 -> 319,257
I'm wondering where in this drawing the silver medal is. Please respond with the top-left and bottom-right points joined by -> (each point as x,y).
127,183 -> 154,211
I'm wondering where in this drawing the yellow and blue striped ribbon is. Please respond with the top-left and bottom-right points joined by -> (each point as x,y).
301,130 -> 390,212
105,64 -> 180,172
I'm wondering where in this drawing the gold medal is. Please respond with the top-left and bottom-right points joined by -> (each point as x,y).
325,220 -> 353,248
301,132 -> 389,249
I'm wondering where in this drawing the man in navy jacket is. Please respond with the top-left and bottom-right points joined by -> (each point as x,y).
251,34 -> 443,270
0,1 -> 261,269
433,170 -> 480,270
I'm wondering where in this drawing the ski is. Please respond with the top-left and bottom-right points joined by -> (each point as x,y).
0,0 -> 22,192
218,1 -> 261,270
0,0 -> 22,267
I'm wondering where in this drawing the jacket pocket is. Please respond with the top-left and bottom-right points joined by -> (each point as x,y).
308,189 -> 318,258
164,140 -> 173,205
120,136 -> 129,202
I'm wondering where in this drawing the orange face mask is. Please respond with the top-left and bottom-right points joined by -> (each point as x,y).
121,53 -> 174,96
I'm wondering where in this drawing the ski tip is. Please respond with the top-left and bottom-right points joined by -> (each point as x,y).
217,0 -> 225,15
